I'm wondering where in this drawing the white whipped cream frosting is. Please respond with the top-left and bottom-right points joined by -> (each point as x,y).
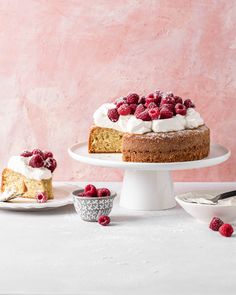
127,116 -> 152,133
185,108 -> 204,129
152,115 -> 186,132
93,103 -> 204,134
7,156 -> 52,180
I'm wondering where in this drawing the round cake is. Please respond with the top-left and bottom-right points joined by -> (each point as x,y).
122,125 -> 210,162
88,90 -> 210,162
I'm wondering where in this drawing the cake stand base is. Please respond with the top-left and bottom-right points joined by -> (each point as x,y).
120,170 -> 175,211
68,143 -> 230,211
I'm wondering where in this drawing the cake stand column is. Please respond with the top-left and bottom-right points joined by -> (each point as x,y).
119,169 -> 176,211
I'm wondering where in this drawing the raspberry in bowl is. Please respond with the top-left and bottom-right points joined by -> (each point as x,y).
72,184 -> 116,222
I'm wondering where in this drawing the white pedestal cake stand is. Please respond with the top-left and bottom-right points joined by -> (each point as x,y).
68,143 -> 230,211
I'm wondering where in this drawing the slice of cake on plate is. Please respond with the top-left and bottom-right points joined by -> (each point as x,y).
88,90 -> 210,162
1,149 -> 57,199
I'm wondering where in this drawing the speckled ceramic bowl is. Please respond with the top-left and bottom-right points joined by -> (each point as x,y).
72,189 -> 116,222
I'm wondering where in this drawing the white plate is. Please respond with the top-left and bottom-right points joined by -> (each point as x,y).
68,143 -> 230,171
175,190 -> 236,223
0,182 -> 78,211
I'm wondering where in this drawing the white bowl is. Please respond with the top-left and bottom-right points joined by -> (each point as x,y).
175,190 -> 236,223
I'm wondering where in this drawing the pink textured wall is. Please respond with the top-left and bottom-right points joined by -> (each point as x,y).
0,0 -> 236,181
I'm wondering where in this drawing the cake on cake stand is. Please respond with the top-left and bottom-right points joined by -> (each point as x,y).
68,143 -> 230,211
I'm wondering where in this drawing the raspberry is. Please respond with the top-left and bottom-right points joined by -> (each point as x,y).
115,100 -> 125,109
138,96 -> 146,104
155,90 -> 163,98
126,93 -> 139,104
174,96 -> 183,104
184,99 -> 195,108
209,217 -> 224,231
84,184 -> 97,197
136,110 -> 152,121
108,108 -> 119,122
176,109 -> 186,116
159,108 -> 173,119
98,215 -> 110,226
146,93 -> 154,98
153,94 -> 162,105
129,103 -> 137,114
161,96 -> 176,106
219,224 -> 234,237
118,104 -> 131,116
97,188 -> 111,197
155,90 -> 164,103
148,108 -> 160,120
166,91 -> 174,97
175,103 -> 187,116
175,103 -> 184,109
44,158 -> 57,172
36,192 -> 48,203
29,155 -> 44,168
134,104 -> 146,116
160,103 -> 175,112
147,102 -> 158,109
78,191 -> 86,197
145,97 -> 155,108
43,151 -> 53,160
32,149 -> 44,157
20,151 -> 33,157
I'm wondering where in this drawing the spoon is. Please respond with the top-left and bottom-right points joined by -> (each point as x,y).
183,190 -> 236,205
0,191 -> 24,202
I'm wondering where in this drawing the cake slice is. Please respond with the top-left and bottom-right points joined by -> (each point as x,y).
1,149 -> 57,199
88,125 -> 123,153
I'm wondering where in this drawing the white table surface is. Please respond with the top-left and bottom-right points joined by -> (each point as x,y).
0,182 -> 235,295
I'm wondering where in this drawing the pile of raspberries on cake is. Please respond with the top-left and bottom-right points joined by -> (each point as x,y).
21,149 -> 57,172
108,91 -> 195,122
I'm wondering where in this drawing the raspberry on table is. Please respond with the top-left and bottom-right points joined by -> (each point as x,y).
97,188 -> 111,197
107,108 -> 119,122
84,184 -> 97,197
219,224 -> 234,237
98,215 -> 110,226
209,217 -> 224,231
